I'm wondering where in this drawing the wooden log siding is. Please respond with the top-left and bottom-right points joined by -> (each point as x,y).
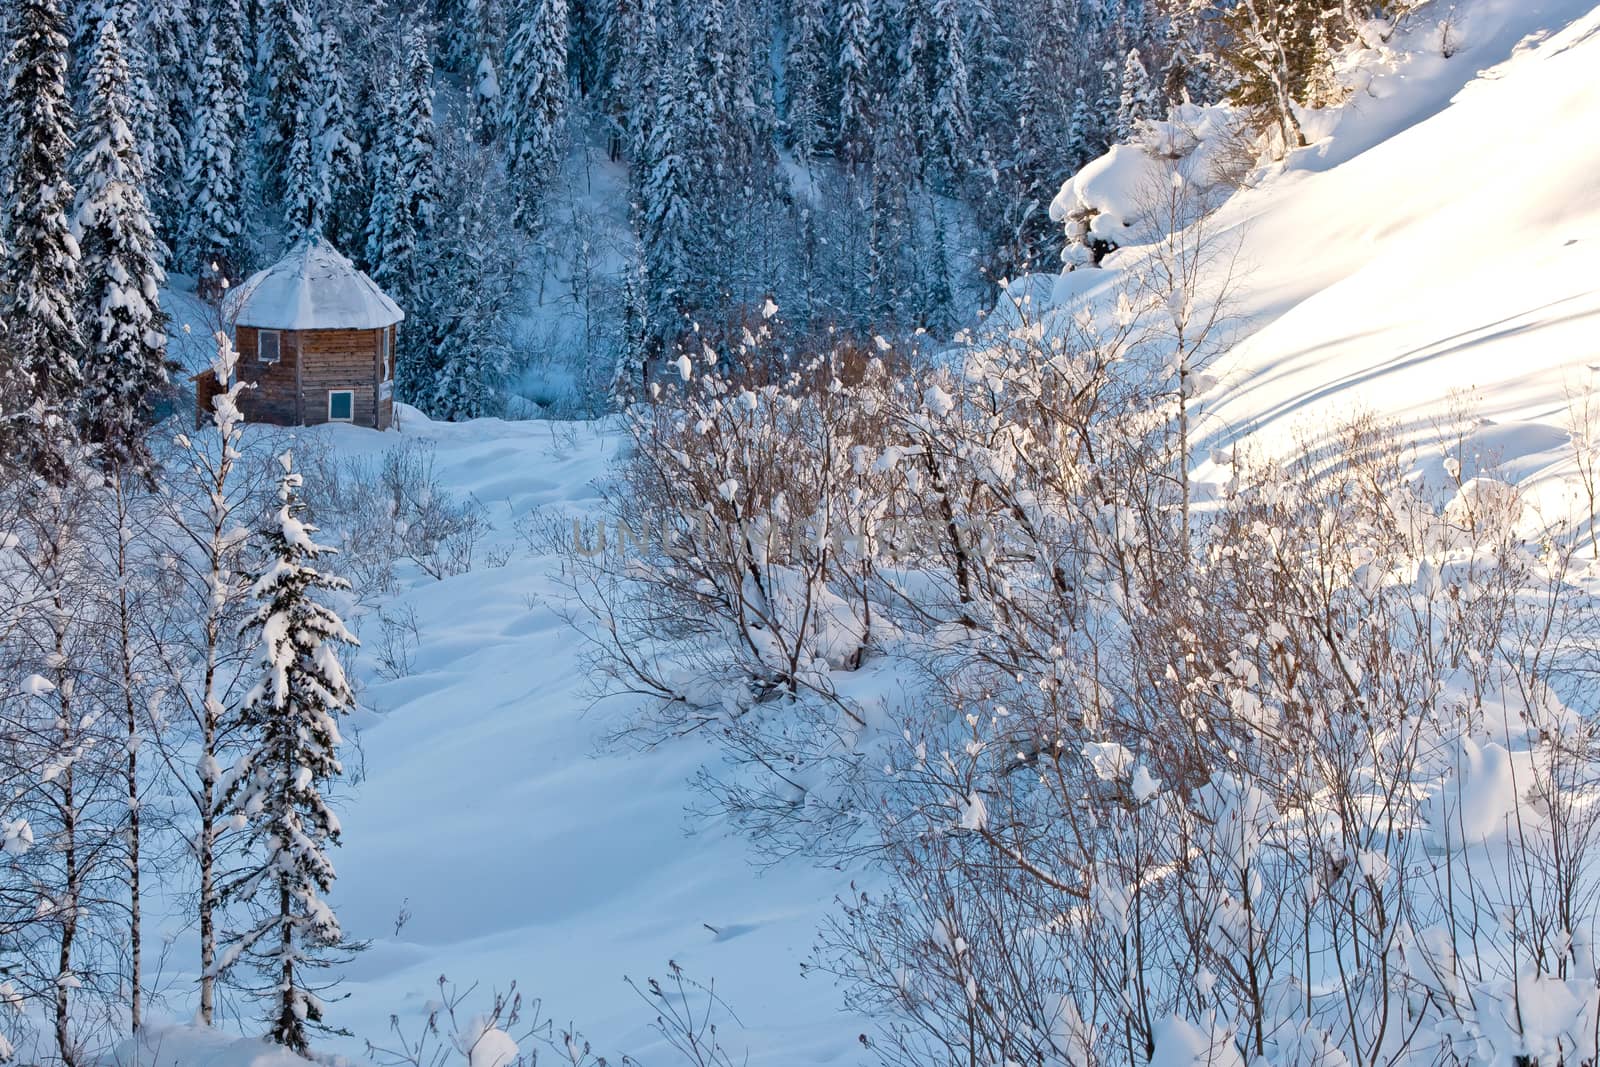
220,325 -> 395,429
299,328 -> 377,427
234,325 -> 304,425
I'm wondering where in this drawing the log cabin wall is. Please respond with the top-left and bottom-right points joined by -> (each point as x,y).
219,325 -> 394,429
297,328 -> 382,428
233,325 -> 305,424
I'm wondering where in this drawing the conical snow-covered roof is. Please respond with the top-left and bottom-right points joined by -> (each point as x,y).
226,236 -> 404,331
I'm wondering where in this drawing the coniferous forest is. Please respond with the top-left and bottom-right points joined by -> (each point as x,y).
2,0 -> 1366,422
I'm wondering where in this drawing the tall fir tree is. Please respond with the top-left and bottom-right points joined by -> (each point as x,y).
929,0 -> 973,181
781,0 -> 830,162
611,245 -> 649,404
466,0 -> 505,140
1116,46 -> 1158,140
222,451 -> 358,1054
363,65 -> 404,274
258,0 -> 315,202
503,0 -> 569,231
1,0 -> 83,467
310,24 -> 364,253
614,0 -> 659,162
397,27 -> 439,244
636,56 -> 694,345
72,18 -> 168,469
835,0 -> 875,167
126,0 -> 189,237
182,24 -> 244,288
282,102 -> 323,240
406,129 -> 518,415
369,31 -> 436,299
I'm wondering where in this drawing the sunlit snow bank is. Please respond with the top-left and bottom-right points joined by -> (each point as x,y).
1027,0 -> 1600,527
107,1026 -> 342,1067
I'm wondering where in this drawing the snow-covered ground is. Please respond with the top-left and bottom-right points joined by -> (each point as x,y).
131,411 -> 865,1063
1082,0 -> 1600,508
147,1 -> 1600,1060
320,415 -> 863,1063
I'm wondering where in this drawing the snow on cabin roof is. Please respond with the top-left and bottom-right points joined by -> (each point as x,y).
226,236 -> 404,331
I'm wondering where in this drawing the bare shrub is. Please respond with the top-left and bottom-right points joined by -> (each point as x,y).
298,439 -> 491,595
374,604 -> 423,680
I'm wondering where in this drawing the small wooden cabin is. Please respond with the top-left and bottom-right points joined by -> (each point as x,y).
195,237 -> 405,430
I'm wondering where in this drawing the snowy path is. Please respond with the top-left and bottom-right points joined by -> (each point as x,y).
307,417 -> 863,1063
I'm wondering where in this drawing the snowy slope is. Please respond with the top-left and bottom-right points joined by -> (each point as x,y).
146,2 -> 1600,1061
1183,0 -> 1600,488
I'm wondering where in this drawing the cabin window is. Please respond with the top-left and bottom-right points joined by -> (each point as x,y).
258,329 -> 281,364
328,390 -> 354,423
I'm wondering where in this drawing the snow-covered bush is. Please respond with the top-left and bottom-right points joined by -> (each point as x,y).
566,325 -> 921,854
572,204 -> 1600,1067
825,410 -> 1600,1067
367,963 -> 743,1067
1050,103 -> 1247,269
297,440 -> 491,595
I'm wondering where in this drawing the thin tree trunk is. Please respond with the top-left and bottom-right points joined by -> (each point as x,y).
114,478 -> 143,1036
276,726 -> 301,1053
198,718 -> 216,1025
277,878 -> 296,1050
55,604 -> 79,1067
1179,389 -> 1191,557
197,604 -> 222,1025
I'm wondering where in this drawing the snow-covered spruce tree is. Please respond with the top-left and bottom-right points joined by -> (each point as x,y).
182,24 -> 244,292
781,0 -> 831,162
1160,3 -> 1219,107
502,0 -> 569,231
398,28 -> 439,241
370,29 -> 436,299
835,0 -> 875,167
72,17 -> 169,471
124,0 -> 188,239
0,0 -> 82,472
465,0 -> 505,141
282,103 -> 325,241
221,450 -> 359,1054
408,128 -> 518,418
610,248 -> 649,406
1065,86 -> 1104,179
362,65 -> 404,276
928,0 -> 973,182
612,0 -> 659,162
1115,46 -> 1159,140
635,59 -> 694,347
310,24 -> 364,257
256,0 -> 315,202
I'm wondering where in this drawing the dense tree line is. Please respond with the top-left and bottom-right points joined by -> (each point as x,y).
4,0 -> 1400,421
